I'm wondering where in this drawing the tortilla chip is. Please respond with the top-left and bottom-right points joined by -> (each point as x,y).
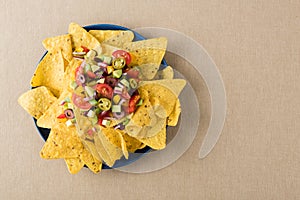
154,66 -> 174,80
68,22 -> 100,50
102,31 -> 134,47
37,90 -> 71,128
167,99 -> 181,126
89,30 -> 123,42
139,119 -> 167,150
94,127 -> 123,167
64,58 -> 82,91
101,128 -> 128,159
79,147 -> 102,174
118,131 -> 129,159
18,86 -> 57,119
30,51 -> 64,97
40,123 -> 85,159
42,34 -> 73,62
123,37 -> 167,51
138,79 -> 186,115
126,97 -> 167,138
122,133 -> 145,153
101,43 -> 121,56
65,158 -> 84,174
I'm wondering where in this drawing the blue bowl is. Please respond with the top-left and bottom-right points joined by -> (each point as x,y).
34,24 -> 167,169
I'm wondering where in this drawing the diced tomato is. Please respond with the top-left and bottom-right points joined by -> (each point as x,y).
75,66 -> 84,85
71,93 -> 92,110
112,50 -> 131,65
81,46 -> 90,53
57,113 -> 66,119
97,111 -> 111,126
86,71 -> 96,79
96,83 -> 113,99
126,69 -> 139,78
128,94 -> 140,113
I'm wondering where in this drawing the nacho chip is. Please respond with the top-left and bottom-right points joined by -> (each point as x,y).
64,58 -> 82,91
154,66 -> 174,80
89,30 -> 123,42
101,43 -> 121,56
18,86 -> 57,119
101,128 -> 128,159
122,133 -> 145,153
42,34 -> 73,62
122,38 -> 167,80
167,99 -> 181,126
30,51 -> 64,97
126,97 -> 167,138
40,123 -> 85,159
138,79 -> 186,115
68,22 -> 100,50
65,158 -> 84,174
79,147 -> 102,174
139,119 -> 167,150
102,31 -> 134,47
94,126 -> 123,167
37,90 -> 71,128
123,37 -> 167,51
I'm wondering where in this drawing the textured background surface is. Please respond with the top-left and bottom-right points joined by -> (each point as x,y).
1,0 -> 299,199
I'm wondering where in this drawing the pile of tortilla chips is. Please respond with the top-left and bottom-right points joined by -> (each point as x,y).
18,22 -> 186,174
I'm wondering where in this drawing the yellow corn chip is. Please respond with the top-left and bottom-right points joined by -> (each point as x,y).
167,99 -> 181,126
101,128 -> 128,159
30,51 -> 64,97
64,58 -> 82,91
18,86 -> 57,119
126,99 -> 167,139
138,79 -> 186,115
40,123 -> 85,159
102,31 -> 134,47
93,126 -> 123,167
123,37 -> 167,51
37,90 -> 71,128
139,119 -> 167,150
122,133 -> 145,153
154,66 -> 174,80
68,22 -> 100,50
79,148 -> 102,174
42,34 -> 73,62
89,30 -> 134,44
65,158 -> 84,174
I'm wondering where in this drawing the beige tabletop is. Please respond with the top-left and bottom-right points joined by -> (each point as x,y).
1,0 -> 299,199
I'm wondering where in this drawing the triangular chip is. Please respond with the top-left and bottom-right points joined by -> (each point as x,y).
94,127 -> 123,167
40,123 -> 85,159
79,147 -> 102,174
40,122 -> 102,171
101,128 -> 128,159
138,79 -> 186,115
64,158 -> 84,174
126,97 -> 167,139
154,66 -> 174,80
30,51 -> 64,97
102,31 -> 134,47
122,133 -> 145,153
89,30 -> 123,42
42,34 -> 73,62
37,90 -> 71,128
18,86 -> 57,119
139,120 -> 167,150
123,37 -> 167,51
68,22 -> 100,50
167,99 -> 181,126
64,58 -> 82,91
